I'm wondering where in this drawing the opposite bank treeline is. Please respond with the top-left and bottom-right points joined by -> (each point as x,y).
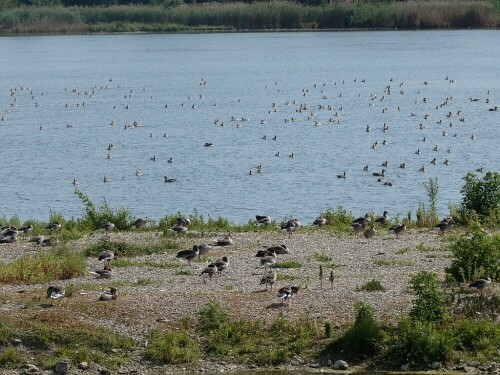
0,0 -> 498,34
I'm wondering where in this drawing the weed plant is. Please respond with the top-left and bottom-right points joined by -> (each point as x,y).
446,222 -> 500,282
356,279 -> 385,292
409,271 -> 449,322
459,171 -> 500,225
84,239 -> 179,258
145,329 -> 200,364
273,260 -> 302,269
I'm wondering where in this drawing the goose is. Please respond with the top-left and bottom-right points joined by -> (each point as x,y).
46,285 -> 65,306
29,235 -> 45,245
476,166 -> 484,173
260,270 -> 277,291
260,251 -> 277,270
255,244 -> 289,257
171,217 -> 190,233
212,256 -> 229,276
176,245 -> 199,266
419,165 -> 426,172
200,263 -> 217,283
277,286 -> 299,305
256,215 -> 272,226
164,176 -> 177,183
468,277 -> 491,293
312,216 -> 327,227
99,287 -> 118,301
375,211 -> 389,225
131,217 -> 148,229
353,213 -> 371,226
399,163 -> 406,169
45,222 -> 62,232
98,250 -> 115,267
389,224 -> 406,239
336,172 -> 346,179
363,165 -> 369,171
99,221 -> 115,237
204,142 -> 213,147
381,161 -> 388,167
372,169 -> 385,177
435,218 -> 454,234
215,235 -> 234,246
197,244 -> 212,256
90,265 -> 112,279
103,176 -> 111,183
351,222 -> 366,236
135,170 -> 143,176
364,226 -> 376,240
281,219 -> 301,238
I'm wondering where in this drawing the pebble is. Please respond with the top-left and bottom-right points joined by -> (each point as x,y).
55,360 -> 70,374
334,360 -> 349,370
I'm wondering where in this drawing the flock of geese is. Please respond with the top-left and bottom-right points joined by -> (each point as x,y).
1,210 -> 486,309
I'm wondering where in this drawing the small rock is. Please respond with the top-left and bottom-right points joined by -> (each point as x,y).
334,360 -> 349,370
431,361 -> 442,369
469,361 -> 480,368
22,364 -> 39,374
401,364 -> 410,371
99,369 -> 112,375
78,362 -> 89,370
455,363 -> 467,372
55,360 -> 70,374
310,363 -> 321,368
12,338 -> 22,346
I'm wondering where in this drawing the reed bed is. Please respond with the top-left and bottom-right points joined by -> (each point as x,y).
0,0 -> 497,34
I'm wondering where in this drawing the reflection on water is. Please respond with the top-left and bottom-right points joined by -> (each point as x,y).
0,30 -> 499,224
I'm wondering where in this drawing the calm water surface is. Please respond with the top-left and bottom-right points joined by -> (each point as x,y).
1,30 -> 499,224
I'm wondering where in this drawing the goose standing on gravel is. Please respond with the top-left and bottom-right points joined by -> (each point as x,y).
388,224 -> 406,239
277,286 -> 299,305
435,217 -> 454,234
176,245 -> 199,266
98,250 -> 115,267
260,250 -> 277,270
212,256 -> 229,276
46,285 -> 65,306
364,226 -> 376,240
200,263 -> 217,283
351,222 -> 366,236
260,270 -> 277,291
99,287 -> 118,301
90,265 -> 113,279
281,219 -> 301,238
99,221 -> 115,238
197,244 -> 212,256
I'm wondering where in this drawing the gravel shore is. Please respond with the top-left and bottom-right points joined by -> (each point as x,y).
0,228 -> 474,374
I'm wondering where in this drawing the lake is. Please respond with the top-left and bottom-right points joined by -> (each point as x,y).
1,30 -> 499,225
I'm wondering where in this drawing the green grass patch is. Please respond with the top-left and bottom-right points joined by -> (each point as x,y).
276,274 -> 299,281
356,279 -> 386,292
273,260 -> 302,269
0,316 -> 133,370
0,346 -> 21,368
0,246 -> 87,284
313,252 -> 332,262
145,329 -> 200,365
396,247 -> 411,255
175,269 -> 193,276
416,243 -> 442,252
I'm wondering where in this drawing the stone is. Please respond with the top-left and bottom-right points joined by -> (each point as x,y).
78,361 -> 89,370
334,360 -> 349,370
22,364 -> 39,374
401,364 -> 410,371
12,338 -> 22,346
455,363 -> 467,372
55,360 -> 70,374
431,361 -> 442,369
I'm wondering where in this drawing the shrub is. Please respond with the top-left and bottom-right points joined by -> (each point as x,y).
385,317 -> 454,367
451,318 -> 500,362
273,260 -> 302,269
0,346 -> 21,367
322,207 -> 353,231
84,239 -> 179,258
144,329 -> 200,364
460,171 -> 500,224
417,178 -> 439,227
446,222 -> 500,282
356,279 -> 385,292
409,271 -> 448,322
199,301 -> 228,331
74,189 -> 135,231
324,302 -> 382,359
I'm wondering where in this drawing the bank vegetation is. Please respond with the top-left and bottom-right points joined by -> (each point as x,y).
0,0 -> 498,34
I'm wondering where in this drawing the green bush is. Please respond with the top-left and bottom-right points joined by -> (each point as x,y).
0,346 -> 21,368
446,223 -> 500,282
409,271 -> 448,322
144,329 -> 200,364
356,279 -> 386,292
74,189 -> 135,231
84,239 -> 179,258
324,302 -> 382,359
385,317 -> 454,367
459,172 -> 500,225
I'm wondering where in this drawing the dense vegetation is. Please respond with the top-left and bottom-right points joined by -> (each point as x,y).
0,0 -> 498,34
